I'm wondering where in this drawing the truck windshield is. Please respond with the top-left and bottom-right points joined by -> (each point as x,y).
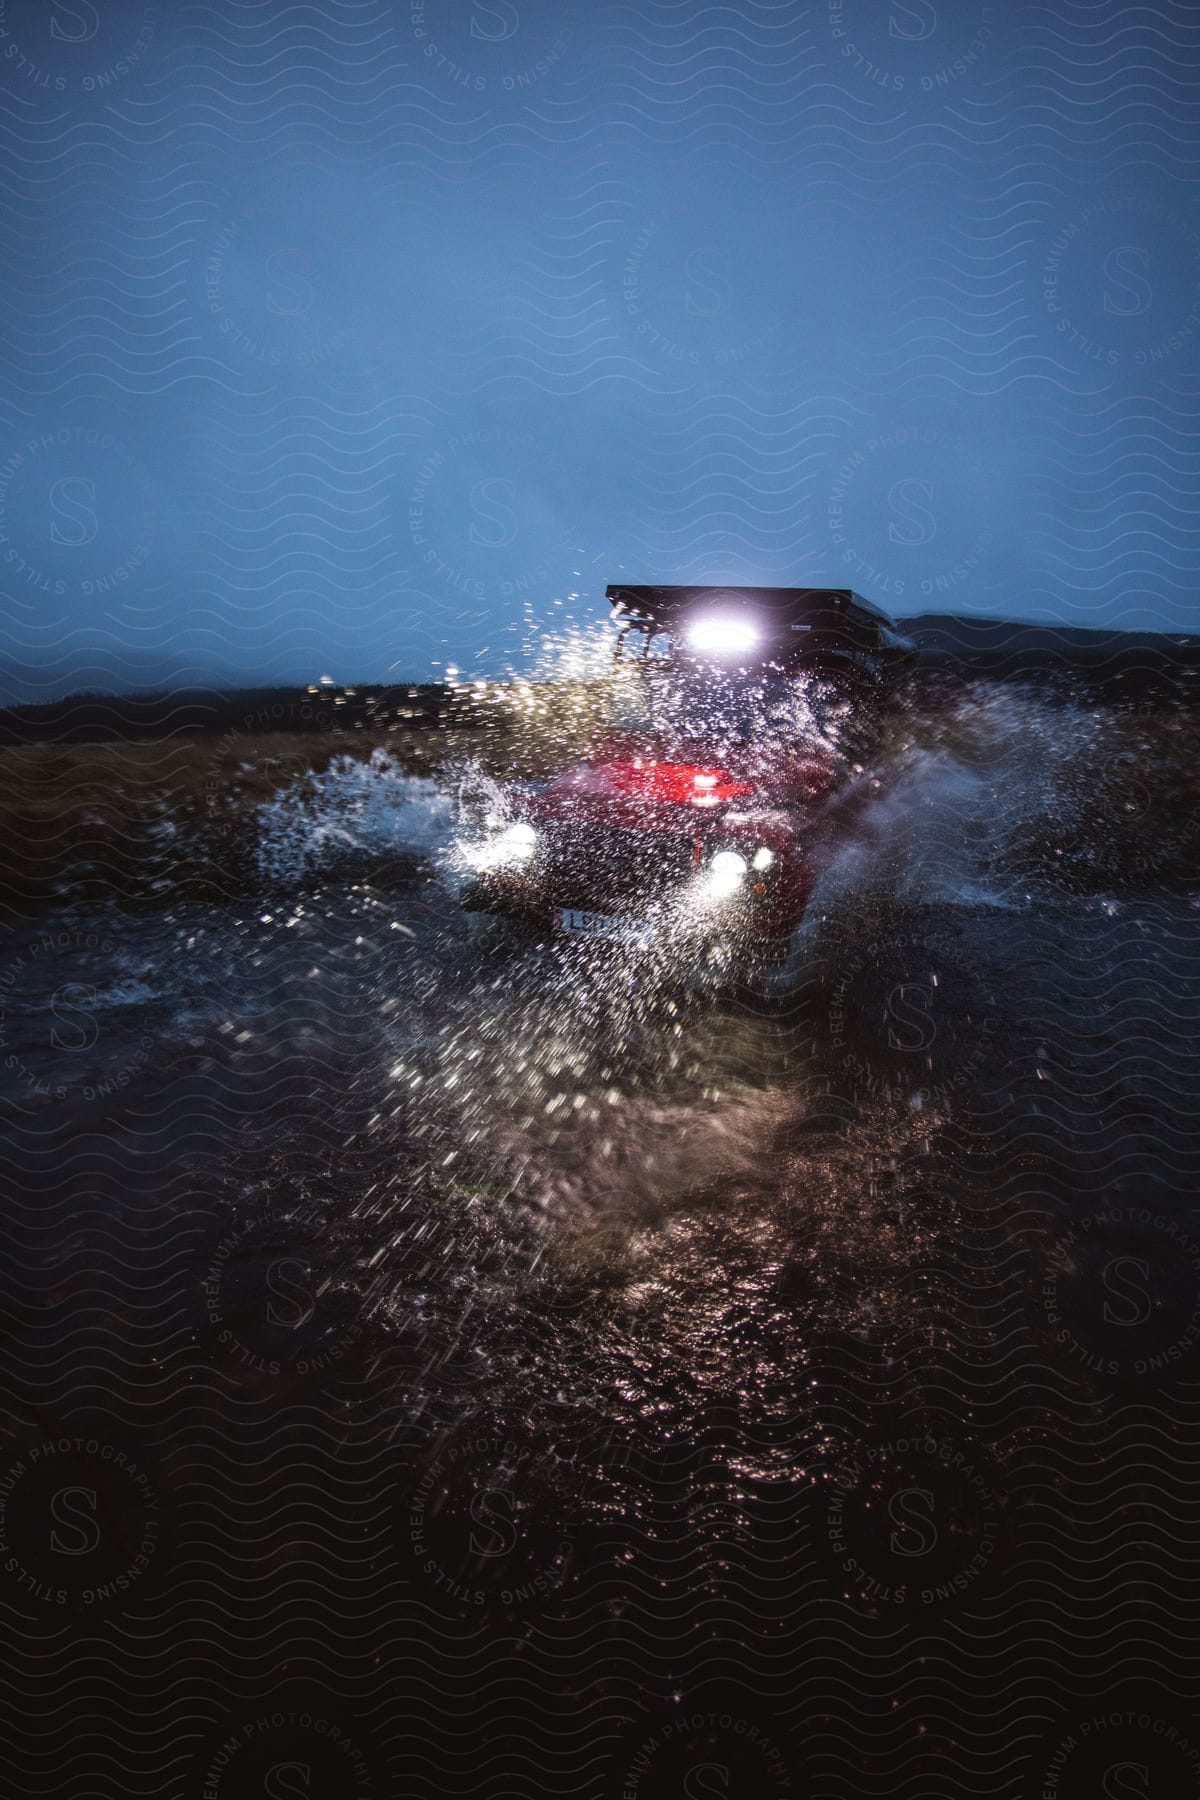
607,663 -> 837,749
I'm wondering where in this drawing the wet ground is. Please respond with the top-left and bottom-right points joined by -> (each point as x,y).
1,696 -> 1198,1797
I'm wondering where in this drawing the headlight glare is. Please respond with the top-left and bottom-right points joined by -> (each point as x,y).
470,819 -> 538,871
495,821 -> 537,862
708,848 -> 748,896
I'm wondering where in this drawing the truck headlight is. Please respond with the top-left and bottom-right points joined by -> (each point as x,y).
469,819 -> 538,872
495,821 -> 538,862
708,849 -> 748,896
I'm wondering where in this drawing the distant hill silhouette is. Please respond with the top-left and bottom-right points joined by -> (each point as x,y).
897,613 -> 1200,704
901,612 -> 1200,657
0,683 -> 449,747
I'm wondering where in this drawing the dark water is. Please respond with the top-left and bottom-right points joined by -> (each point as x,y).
1,687 -> 1198,1796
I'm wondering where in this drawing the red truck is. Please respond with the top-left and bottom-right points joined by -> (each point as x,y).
458,585 -> 914,993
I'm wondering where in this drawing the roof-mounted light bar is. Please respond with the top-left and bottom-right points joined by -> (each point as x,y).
685,616 -> 760,659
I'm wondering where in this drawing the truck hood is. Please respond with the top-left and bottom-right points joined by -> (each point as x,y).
530,748 -> 833,832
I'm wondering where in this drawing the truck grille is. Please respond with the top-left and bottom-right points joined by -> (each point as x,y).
540,822 -> 696,907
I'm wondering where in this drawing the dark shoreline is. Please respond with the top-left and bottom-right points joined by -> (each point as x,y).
1,615 -> 1198,747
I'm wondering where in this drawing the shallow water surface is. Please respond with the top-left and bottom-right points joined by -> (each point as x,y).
1,686 -> 1197,1793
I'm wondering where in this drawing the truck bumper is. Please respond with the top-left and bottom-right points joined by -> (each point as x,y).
460,877 -> 808,999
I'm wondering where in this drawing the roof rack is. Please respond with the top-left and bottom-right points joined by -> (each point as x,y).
605,584 -> 911,669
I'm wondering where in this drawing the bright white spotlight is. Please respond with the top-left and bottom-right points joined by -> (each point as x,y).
686,616 -> 759,658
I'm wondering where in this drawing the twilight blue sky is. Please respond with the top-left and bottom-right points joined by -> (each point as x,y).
1,0 -> 1199,698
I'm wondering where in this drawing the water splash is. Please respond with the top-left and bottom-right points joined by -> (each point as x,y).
809,682 -> 1199,917
253,750 -> 455,885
